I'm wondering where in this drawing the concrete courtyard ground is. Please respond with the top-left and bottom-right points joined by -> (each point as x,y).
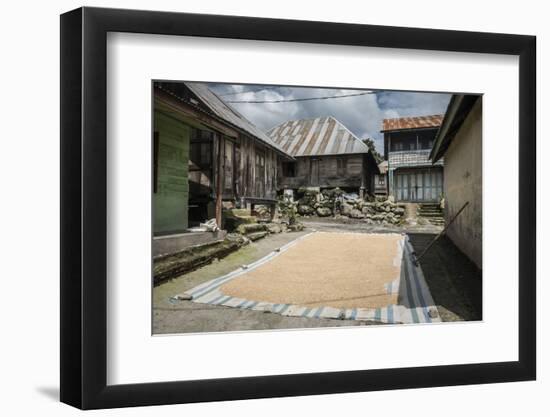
153,218 -> 482,334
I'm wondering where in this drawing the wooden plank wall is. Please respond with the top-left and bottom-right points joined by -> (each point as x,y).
153,111 -> 190,233
220,133 -> 279,202
278,155 -> 364,190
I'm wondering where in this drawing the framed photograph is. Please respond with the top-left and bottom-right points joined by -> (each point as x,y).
60,6 -> 536,409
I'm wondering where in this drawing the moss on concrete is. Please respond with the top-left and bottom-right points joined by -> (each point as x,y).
154,235 -> 248,285
247,231 -> 269,241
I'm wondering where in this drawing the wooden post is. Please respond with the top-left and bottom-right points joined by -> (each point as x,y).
215,133 -> 223,228
360,155 -> 366,199
388,169 -> 394,198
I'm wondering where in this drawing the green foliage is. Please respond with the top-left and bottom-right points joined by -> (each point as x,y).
362,137 -> 383,162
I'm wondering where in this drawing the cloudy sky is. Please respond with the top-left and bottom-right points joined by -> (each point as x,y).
208,83 -> 451,154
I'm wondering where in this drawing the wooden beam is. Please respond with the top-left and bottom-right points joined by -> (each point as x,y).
360,154 -> 366,198
215,133 -> 223,228
155,90 -> 239,138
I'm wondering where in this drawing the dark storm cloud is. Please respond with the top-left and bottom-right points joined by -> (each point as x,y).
208,83 -> 451,153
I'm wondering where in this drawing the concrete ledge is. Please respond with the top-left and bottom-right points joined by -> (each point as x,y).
154,234 -> 246,285
153,230 -> 227,257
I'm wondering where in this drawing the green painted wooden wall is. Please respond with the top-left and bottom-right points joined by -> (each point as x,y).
154,111 -> 190,234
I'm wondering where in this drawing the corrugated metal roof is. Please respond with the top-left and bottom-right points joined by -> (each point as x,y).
267,116 -> 370,157
381,114 -> 443,132
184,83 -> 290,156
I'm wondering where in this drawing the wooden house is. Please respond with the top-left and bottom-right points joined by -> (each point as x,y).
430,95 -> 482,268
267,117 -> 379,197
153,82 -> 293,253
381,115 -> 444,202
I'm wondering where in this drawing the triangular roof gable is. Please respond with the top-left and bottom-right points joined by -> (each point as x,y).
267,116 -> 370,157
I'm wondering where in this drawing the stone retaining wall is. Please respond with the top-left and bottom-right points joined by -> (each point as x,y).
278,187 -> 406,225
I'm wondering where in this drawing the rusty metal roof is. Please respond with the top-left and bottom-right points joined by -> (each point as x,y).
267,116 -> 370,157
381,114 -> 443,132
184,82 -> 291,157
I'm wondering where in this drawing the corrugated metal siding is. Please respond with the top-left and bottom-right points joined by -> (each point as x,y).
267,116 -> 370,157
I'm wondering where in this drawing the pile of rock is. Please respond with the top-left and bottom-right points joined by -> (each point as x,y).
251,204 -> 272,220
349,198 -> 406,225
283,188 -> 406,225
235,219 -> 304,238
296,187 -> 344,217
224,207 -> 304,243
277,195 -> 303,227
277,198 -> 297,220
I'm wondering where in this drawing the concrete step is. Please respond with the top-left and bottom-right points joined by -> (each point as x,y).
224,217 -> 256,232
230,209 -> 252,217
237,223 -> 267,235
419,212 -> 444,218
247,231 -> 269,241
223,209 -> 259,233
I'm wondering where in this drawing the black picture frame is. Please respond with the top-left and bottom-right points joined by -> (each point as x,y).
60,6 -> 536,410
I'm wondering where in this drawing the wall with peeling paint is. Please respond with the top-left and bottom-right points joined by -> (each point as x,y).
443,98 -> 483,269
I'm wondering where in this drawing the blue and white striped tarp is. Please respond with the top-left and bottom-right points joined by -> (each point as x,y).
182,233 -> 440,324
